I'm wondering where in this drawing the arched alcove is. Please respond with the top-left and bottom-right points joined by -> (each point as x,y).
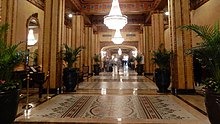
26,13 -> 40,67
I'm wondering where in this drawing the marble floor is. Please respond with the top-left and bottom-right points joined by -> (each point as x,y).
14,66 -> 210,124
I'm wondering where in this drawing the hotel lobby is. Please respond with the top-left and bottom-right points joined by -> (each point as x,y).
0,0 -> 219,124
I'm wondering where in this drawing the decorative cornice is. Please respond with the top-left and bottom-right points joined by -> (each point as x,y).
69,0 -> 82,11
27,0 -> 45,10
81,2 -> 154,15
190,0 -> 209,10
152,0 -> 162,9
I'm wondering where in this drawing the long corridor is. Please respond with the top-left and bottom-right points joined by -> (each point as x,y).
15,66 -> 210,124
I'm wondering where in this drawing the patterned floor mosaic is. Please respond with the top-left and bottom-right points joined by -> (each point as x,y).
15,68 -> 210,124
15,94 -> 206,123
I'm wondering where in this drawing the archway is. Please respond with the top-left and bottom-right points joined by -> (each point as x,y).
26,13 -> 40,67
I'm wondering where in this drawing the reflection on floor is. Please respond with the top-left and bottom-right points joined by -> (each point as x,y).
14,65 -> 210,124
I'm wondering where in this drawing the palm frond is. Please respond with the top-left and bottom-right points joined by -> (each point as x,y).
181,22 -> 220,92
62,44 -> 85,68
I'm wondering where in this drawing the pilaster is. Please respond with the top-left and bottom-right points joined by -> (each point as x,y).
0,0 -> 17,45
84,26 -> 93,73
143,26 -> 153,74
151,11 -> 164,50
139,32 -> 143,53
168,0 -> 194,92
43,0 -> 65,89
71,15 -> 84,68
64,25 -> 71,46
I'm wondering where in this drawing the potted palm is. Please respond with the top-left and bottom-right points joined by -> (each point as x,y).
0,24 -> 26,123
61,44 -> 84,92
93,54 -> 100,75
180,23 -> 220,124
152,43 -> 171,93
135,54 -> 144,75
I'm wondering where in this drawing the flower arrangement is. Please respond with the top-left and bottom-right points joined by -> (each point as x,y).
180,23 -> 220,93
0,23 -> 26,92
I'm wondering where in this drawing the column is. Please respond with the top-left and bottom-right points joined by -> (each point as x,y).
0,0 -> 17,45
43,0 -> 65,89
94,32 -> 99,54
84,26 -> 93,73
95,32 -> 100,54
139,32 -> 143,53
168,0 -> 194,93
91,29 -> 96,69
151,11 -> 164,50
64,26 -> 72,46
71,15 -> 84,68
143,26 -> 153,74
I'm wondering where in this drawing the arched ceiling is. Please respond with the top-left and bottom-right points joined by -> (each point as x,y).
101,45 -> 137,56
101,45 -> 137,51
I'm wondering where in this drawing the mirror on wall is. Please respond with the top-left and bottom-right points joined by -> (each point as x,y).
26,13 -> 39,67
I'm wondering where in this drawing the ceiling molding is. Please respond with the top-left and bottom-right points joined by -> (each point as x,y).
79,0 -> 154,4
69,0 -> 82,12
151,0 -> 162,9
27,0 -> 44,10
190,0 -> 209,10
81,2 -> 154,15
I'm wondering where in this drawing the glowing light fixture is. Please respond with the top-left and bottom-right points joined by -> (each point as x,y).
118,48 -> 122,55
27,29 -> 37,46
112,29 -> 124,44
132,50 -> 137,57
165,11 -> 169,16
104,0 -> 127,30
68,13 -> 73,18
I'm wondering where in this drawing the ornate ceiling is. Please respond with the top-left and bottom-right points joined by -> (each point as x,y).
65,0 -> 167,32
28,0 -> 209,32
27,0 -> 209,55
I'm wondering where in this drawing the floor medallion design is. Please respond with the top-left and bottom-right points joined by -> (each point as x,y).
22,95 -> 197,120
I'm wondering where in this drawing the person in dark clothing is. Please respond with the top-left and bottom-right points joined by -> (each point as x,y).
193,57 -> 202,86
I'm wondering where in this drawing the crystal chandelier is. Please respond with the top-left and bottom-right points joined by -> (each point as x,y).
104,0 -> 127,30
112,29 -> 124,44
118,48 -> 122,55
27,29 -> 37,45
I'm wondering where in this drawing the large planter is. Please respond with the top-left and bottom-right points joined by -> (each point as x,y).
93,64 -> 100,75
0,89 -> 20,123
205,90 -> 220,124
154,68 -> 170,93
136,64 -> 144,75
63,68 -> 78,92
